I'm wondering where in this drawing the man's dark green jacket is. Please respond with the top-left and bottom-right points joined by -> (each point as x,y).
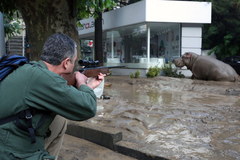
0,61 -> 97,159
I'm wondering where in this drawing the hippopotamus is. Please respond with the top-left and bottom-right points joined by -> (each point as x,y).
173,52 -> 240,82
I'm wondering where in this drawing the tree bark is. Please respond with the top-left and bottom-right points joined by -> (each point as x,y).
15,0 -> 80,61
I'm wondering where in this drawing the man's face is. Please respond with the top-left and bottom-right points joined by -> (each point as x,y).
68,54 -> 77,73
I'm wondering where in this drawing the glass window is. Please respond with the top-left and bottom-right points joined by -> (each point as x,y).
81,22 -> 181,67
103,24 -> 147,63
80,39 -> 94,61
150,23 -> 180,63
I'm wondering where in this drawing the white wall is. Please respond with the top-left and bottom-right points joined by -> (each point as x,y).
146,0 -> 212,23
103,1 -> 146,30
179,24 -> 203,77
181,25 -> 202,55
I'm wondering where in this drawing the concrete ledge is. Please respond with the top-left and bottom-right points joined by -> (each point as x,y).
66,122 -> 122,150
116,141 -> 169,160
66,122 -> 170,160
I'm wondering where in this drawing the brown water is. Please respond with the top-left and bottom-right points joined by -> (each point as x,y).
87,76 -> 240,160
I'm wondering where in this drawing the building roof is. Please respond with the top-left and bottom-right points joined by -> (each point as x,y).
78,0 -> 212,38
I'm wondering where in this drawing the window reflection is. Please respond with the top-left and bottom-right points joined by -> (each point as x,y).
80,23 -> 180,68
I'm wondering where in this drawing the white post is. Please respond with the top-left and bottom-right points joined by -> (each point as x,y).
22,27 -> 25,56
111,31 -> 114,58
147,25 -> 150,63
0,12 -> 6,56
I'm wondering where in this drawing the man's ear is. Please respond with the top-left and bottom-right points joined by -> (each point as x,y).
62,58 -> 71,70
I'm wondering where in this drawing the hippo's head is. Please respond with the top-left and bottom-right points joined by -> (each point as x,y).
172,57 -> 185,68
172,52 -> 199,69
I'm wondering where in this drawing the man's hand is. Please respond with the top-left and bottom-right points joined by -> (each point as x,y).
75,72 -> 105,89
86,73 -> 106,89
75,71 -> 88,88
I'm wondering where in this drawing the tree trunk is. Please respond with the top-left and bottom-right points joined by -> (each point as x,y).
15,0 -> 80,61
94,12 -> 103,64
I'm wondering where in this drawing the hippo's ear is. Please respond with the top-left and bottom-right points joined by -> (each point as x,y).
183,52 -> 192,58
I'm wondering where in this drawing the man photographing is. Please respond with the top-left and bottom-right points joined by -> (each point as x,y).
0,33 -> 104,159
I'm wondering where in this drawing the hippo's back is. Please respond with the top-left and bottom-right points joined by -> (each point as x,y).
194,56 -> 239,81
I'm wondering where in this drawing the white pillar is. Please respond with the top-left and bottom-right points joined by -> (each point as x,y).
147,25 -> 150,63
111,31 -> 114,58
181,24 -> 202,55
0,12 -> 6,56
22,26 -> 25,56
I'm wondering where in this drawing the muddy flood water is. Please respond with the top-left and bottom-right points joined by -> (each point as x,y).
78,76 -> 240,160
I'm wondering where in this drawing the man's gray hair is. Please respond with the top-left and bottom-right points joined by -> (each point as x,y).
41,33 -> 77,65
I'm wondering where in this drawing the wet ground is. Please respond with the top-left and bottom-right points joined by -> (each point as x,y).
62,76 -> 240,160
59,134 -> 137,160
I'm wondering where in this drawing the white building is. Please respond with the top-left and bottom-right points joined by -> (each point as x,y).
79,0 -> 212,76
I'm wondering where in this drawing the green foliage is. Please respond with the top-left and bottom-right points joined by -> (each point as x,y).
130,70 -> 140,78
161,63 -> 185,78
0,0 -> 17,17
0,1 -> 21,38
202,0 -> 240,59
3,13 -> 21,38
146,66 -> 161,78
77,0 -> 117,19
